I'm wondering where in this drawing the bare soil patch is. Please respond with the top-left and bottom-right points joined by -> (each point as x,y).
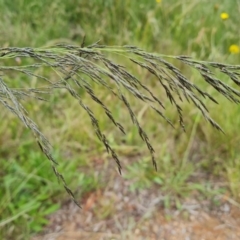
32,174 -> 240,240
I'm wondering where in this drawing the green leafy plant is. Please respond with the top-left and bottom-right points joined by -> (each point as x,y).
0,145 -> 100,238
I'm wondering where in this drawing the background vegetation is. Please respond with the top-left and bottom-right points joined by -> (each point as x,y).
0,0 -> 239,239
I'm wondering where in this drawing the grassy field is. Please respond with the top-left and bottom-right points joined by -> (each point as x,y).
0,0 -> 240,239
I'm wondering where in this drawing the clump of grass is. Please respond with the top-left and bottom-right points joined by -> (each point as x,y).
0,40 -> 240,206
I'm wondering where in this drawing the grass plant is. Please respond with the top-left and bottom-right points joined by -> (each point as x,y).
1,41 -> 240,205
0,0 -> 240,239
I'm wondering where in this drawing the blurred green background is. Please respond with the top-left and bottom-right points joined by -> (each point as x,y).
0,0 -> 240,239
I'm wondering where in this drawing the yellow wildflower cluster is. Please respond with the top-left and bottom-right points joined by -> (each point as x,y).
219,12 -> 239,54
156,0 -> 162,3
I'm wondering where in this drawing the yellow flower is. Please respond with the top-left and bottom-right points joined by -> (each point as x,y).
156,0 -> 162,3
229,44 -> 240,54
220,12 -> 229,20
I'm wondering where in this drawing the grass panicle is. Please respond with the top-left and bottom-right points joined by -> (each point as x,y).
1,42 -> 240,206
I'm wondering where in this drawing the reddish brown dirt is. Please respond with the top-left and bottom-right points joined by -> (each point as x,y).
32,176 -> 240,240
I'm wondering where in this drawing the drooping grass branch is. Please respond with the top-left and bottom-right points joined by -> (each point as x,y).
1,42 -> 240,206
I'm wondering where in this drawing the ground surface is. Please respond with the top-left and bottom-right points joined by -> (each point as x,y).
32,173 -> 240,240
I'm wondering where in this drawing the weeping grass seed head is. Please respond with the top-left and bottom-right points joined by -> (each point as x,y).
1,43 -> 240,206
